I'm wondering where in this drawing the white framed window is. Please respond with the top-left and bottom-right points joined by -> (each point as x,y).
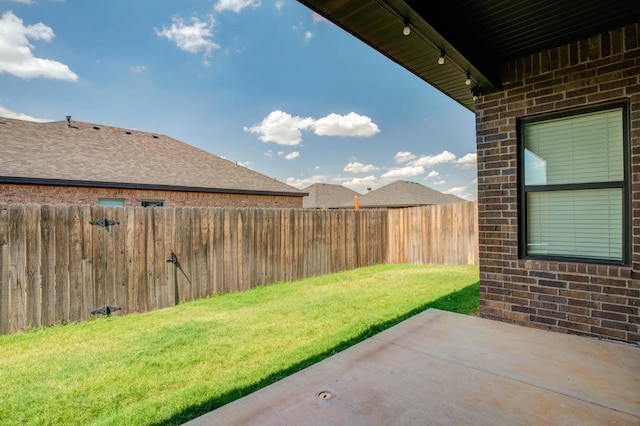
519,104 -> 630,264
141,200 -> 164,207
98,198 -> 125,207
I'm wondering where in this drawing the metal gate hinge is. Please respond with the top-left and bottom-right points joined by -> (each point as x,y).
89,218 -> 119,231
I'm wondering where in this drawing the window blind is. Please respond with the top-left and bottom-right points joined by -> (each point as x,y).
527,189 -> 622,260
523,107 -> 625,262
524,108 -> 623,186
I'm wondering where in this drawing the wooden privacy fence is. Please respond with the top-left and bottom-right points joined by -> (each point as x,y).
387,202 -> 478,265
0,202 -> 477,334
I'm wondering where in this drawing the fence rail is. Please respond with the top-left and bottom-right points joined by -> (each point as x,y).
0,202 -> 477,334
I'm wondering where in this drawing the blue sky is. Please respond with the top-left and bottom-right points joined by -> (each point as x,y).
0,0 -> 477,199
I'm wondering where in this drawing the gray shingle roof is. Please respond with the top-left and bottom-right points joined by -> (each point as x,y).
339,180 -> 465,208
0,117 -> 304,196
302,183 -> 360,208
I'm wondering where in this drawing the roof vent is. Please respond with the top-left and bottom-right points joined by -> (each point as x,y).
152,135 -> 158,139
125,131 -> 132,135
65,115 -> 78,129
93,126 -> 100,130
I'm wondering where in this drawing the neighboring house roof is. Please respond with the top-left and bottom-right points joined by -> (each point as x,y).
0,117 -> 305,197
302,183 -> 360,209
339,180 -> 465,208
297,0 -> 640,111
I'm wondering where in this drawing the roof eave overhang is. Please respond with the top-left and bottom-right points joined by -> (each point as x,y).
296,0 -> 498,112
0,177 -> 308,198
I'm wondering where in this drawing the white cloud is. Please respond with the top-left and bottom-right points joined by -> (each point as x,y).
284,151 -> 300,160
426,170 -> 439,178
342,175 -> 377,190
244,110 -> 314,145
263,150 -> 273,157
434,180 -> 446,185
445,186 -> 473,200
410,151 -> 457,168
238,160 -> 253,169
0,105 -> 51,122
0,11 -> 78,81
400,151 -> 477,170
314,165 -> 320,170
277,151 -> 284,156
344,161 -> 378,174
131,65 -> 146,73
275,0 -> 284,11
312,12 -> 329,23
214,0 -> 261,13
304,31 -> 313,42
394,151 -> 416,164
312,112 -> 379,137
245,110 -> 379,145
286,175 -> 327,189
381,166 -> 424,179
155,15 -> 219,65
445,186 -> 467,196
8,0 -> 33,4
455,152 -> 477,169
471,178 -> 478,184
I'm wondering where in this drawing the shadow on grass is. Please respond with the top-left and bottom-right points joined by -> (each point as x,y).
154,281 -> 479,425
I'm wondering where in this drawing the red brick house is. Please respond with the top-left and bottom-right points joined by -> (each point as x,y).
298,0 -> 640,343
0,117 -> 305,208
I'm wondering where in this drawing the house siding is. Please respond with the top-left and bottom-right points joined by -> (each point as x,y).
0,183 -> 302,209
476,24 -> 639,343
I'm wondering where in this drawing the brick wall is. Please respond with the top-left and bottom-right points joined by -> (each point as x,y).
476,24 -> 639,343
0,183 -> 302,209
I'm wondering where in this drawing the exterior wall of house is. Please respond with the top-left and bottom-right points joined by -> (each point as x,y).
0,183 -> 303,209
476,24 -> 639,343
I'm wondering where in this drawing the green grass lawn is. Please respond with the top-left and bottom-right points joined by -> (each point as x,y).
0,264 -> 479,425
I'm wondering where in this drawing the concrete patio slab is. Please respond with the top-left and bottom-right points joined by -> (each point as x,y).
185,309 -> 640,425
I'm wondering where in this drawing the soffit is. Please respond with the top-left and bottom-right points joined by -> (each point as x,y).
297,0 -> 640,111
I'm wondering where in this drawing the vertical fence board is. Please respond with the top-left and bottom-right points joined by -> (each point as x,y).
111,207 -> 127,313
204,208 -> 214,297
285,210 -> 293,280
152,207 -> 167,308
191,208 -> 202,299
144,207 -> 156,309
24,205 -> 41,329
80,205 -> 93,321
297,209 -> 305,279
266,209 -> 276,285
175,207 -> 189,302
274,210 -> 281,283
40,205 -> 55,326
104,206 -> 116,307
252,208 -> 261,287
67,205 -> 83,322
220,209 -> 231,293
236,209 -> 245,291
124,207 -> 137,313
9,205 -> 27,332
135,207 -> 148,312
54,205 -> 71,323
90,206 -> 104,311
0,206 -> 9,334
231,209 -> 241,292
211,208 -> 223,295
198,208 -> 209,298
166,207 -> 178,306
